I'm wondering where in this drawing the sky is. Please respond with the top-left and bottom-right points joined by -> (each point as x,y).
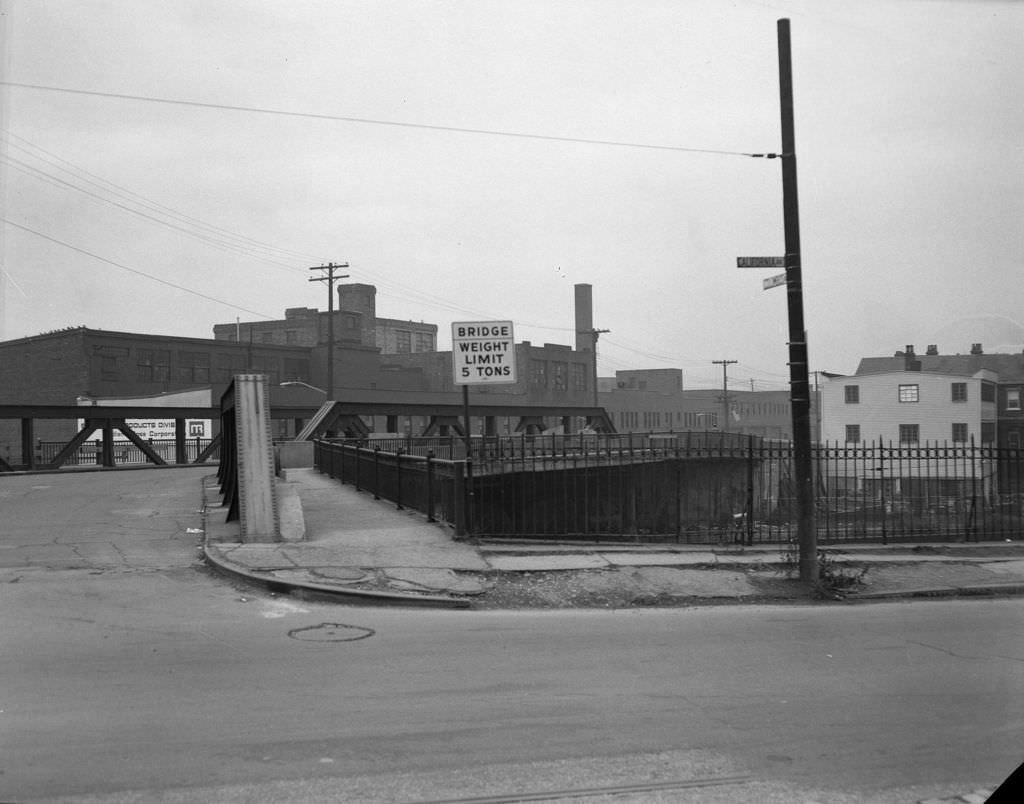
1,0 -> 1022,391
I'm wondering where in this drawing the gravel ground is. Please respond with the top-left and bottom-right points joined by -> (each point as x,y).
470,567 -> 814,610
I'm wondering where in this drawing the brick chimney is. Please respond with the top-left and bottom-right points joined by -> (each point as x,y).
904,345 -> 921,371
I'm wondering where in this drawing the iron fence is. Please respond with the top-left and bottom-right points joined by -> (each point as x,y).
37,438 -> 219,467
314,439 -> 469,536
314,435 -> 1024,544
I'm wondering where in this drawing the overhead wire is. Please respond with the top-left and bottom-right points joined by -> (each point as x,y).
2,153 -> 307,272
2,130 -> 320,263
1,83 -> 783,347
1,81 -> 768,158
1,217 -> 278,319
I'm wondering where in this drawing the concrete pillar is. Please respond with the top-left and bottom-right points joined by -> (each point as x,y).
234,374 -> 280,543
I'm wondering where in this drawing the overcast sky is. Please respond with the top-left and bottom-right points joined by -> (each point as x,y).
2,0 -> 1022,389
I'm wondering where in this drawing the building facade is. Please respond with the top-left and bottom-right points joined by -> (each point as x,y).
213,284 -> 437,355
821,366 -> 998,446
598,369 -> 809,439
839,343 -> 1024,448
0,284 -> 601,460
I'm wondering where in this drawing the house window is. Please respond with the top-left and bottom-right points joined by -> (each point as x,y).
395,330 -> 411,353
845,425 -> 860,444
952,423 -> 968,443
137,349 -> 170,382
260,332 -> 275,343
1010,431 -> 1021,449
415,332 -> 434,352
1007,389 -> 1021,411
530,359 -> 546,386
951,382 -> 967,402
845,385 -> 859,403
177,352 -> 210,384
551,362 -> 567,390
981,422 -> 996,444
899,424 -> 919,444
898,384 -> 919,403
982,383 -> 996,402
571,363 -> 587,392
285,330 -> 298,345
101,355 -> 119,382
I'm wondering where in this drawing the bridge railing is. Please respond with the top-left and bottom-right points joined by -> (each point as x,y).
314,439 -> 468,536
37,438 -> 218,467
315,434 -> 1024,545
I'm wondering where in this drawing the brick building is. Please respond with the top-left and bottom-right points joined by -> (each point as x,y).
0,283 -> 600,459
213,284 -> 437,355
598,368 -> 811,439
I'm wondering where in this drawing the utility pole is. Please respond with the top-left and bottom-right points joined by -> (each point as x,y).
578,327 -> 610,407
309,262 -> 350,400
712,359 -> 737,432
778,18 -> 817,583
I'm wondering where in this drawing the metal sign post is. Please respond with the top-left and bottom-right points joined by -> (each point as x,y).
451,321 -> 518,454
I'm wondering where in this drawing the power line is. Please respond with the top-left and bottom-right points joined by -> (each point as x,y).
2,81 -> 764,157
2,217 -> 277,319
1,132 -> 319,268
2,154 -> 307,271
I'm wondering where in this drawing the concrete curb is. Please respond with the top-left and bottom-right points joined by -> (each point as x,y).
848,581 -> 1024,602
199,474 -> 471,609
201,546 -> 472,608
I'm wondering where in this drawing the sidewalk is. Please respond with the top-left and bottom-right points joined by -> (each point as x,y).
202,468 -> 1024,609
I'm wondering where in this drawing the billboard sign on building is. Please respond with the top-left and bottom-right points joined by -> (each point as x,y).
75,417 -> 212,441
451,321 -> 517,385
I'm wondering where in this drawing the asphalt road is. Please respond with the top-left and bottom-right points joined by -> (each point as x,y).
2,468 -> 1021,803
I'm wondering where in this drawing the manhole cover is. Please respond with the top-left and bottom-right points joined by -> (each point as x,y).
287,622 -> 375,642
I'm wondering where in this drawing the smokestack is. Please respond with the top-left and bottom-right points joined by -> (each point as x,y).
574,284 -> 593,352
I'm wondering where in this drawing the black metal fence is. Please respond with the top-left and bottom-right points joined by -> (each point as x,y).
314,438 -> 470,536
313,434 -> 1024,544
38,438 -> 219,467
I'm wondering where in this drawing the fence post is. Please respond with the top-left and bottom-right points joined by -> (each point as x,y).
453,460 -> 466,538
878,437 -> 888,546
354,445 -> 361,492
968,435 -> 978,542
373,446 -> 381,500
465,458 -> 474,537
426,450 -> 436,522
395,449 -> 404,510
746,435 -> 755,546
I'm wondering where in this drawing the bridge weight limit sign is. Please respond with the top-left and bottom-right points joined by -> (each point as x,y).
452,321 -> 516,458
451,321 -> 517,385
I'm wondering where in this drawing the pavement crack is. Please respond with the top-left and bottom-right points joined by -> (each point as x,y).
905,639 -> 1024,663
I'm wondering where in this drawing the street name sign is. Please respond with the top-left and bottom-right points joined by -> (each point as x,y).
737,256 -> 784,268
452,320 -> 517,385
763,272 -> 787,290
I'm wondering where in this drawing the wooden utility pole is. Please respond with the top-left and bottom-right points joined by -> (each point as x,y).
308,262 -> 349,400
712,359 -> 737,432
777,18 -> 817,583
